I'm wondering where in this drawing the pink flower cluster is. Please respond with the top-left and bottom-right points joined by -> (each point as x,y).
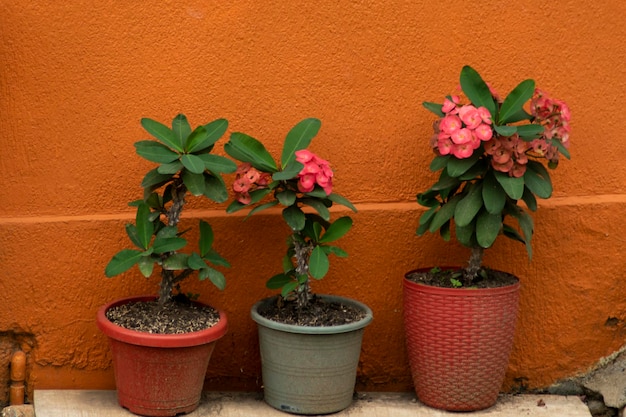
434,95 -> 494,159
484,134 -> 530,177
233,163 -> 272,204
530,88 -> 571,163
295,150 -> 333,195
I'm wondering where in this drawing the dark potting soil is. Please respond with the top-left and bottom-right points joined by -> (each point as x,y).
106,297 -> 220,334
258,295 -> 367,327
405,267 -> 518,289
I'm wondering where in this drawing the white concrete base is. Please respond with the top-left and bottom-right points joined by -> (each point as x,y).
33,390 -> 591,417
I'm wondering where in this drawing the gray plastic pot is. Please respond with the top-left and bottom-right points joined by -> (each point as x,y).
251,295 -> 373,415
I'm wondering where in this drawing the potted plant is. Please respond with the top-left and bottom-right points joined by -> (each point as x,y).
224,118 -> 373,415
97,114 -> 236,416
405,66 -> 571,411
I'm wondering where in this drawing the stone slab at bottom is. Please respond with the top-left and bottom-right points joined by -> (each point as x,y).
33,390 -> 591,417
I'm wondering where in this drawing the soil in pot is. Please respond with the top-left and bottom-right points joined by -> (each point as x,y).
256,294 -> 367,326
106,295 -> 220,334
406,267 -> 518,289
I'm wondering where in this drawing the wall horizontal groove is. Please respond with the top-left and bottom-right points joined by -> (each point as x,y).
0,195 -> 623,226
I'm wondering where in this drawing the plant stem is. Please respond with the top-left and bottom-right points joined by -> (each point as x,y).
292,234 -> 313,310
158,179 -> 187,305
463,246 -> 484,285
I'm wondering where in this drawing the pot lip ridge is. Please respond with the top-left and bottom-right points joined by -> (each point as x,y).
250,294 -> 373,335
404,267 -> 520,295
96,295 -> 228,348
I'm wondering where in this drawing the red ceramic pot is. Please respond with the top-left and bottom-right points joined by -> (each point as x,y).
97,295 -> 228,417
403,268 -> 520,411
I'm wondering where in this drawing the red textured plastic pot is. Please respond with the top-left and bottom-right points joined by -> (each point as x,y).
96,295 -> 228,417
403,268 -> 520,411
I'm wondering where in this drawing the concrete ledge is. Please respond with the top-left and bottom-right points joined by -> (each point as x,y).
33,390 -> 591,417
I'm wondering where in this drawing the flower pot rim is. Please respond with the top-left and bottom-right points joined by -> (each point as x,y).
251,294 -> 373,335
96,295 -> 228,348
404,267 -> 520,296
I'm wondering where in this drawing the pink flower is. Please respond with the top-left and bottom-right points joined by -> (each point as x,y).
442,96 -> 460,114
233,177 -> 251,193
458,105 -> 482,129
492,148 -> 511,165
477,107 -> 492,124
473,123 -> 493,141
451,128 -> 473,145
437,136 -> 453,155
295,149 -> 315,164
510,163 -> 527,178
439,115 -> 463,135
298,174 -> 316,193
451,143 -> 473,159
237,192 -> 251,205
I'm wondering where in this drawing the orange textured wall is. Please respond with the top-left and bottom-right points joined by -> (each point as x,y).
1,0 -> 625,396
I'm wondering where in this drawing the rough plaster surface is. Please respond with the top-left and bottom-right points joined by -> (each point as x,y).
0,0 -> 625,394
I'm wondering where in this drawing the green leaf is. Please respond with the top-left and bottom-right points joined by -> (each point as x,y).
327,193 -> 357,212
429,195 -> 461,233
202,173 -> 228,203
156,226 -> 178,238
430,155 -> 450,172
182,170 -> 205,196
172,114 -> 192,150
267,273 -> 293,289
181,154 -> 206,174
157,160 -> 184,175
134,141 -> 180,163
162,253 -> 189,270
199,220 -> 214,257
203,267 -> 226,291
503,108 -> 532,124
498,79 -> 535,124
309,246 -> 329,279
419,206 -> 438,226
440,220 -> 451,241
507,203 -> 534,259
454,182 -> 484,227
281,118 -> 321,168
125,224 -> 143,249
322,245 -> 348,258
319,216 -> 353,243
187,252 -> 207,270
138,256 -> 155,278
141,118 -> 183,152
502,224 -> 525,244
522,187 -> 538,211
494,171 -> 524,199
431,169 -> 460,191
459,65 -> 496,118
455,221 -> 476,247
141,168 -> 173,191
276,190 -> 297,206
283,205 -> 306,231
186,119 -> 228,153
105,249 -> 143,277
197,154 -> 237,174
494,125 -> 517,136
550,139 -> 571,160
247,201 -> 279,217
482,173 -> 506,214
225,133 -> 278,172
524,161 -> 553,199
135,203 -> 153,249
458,159 -> 487,180
516,124 -> 545,140
423,101 -> 444,117
202,249 -> 231,268
476,210 -> 502,248
273,160 -> 304,181
301,198 -> 330,221
152,237 -> 187,254
280,281 -> 300,297
446,153 -> 480,177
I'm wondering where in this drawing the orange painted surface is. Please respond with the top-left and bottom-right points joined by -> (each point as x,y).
1,0 -> 625,395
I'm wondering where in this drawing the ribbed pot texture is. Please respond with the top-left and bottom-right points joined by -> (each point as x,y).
251,295 -> 373,415
97,295 -> 228,417
403,268 -> 520,411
